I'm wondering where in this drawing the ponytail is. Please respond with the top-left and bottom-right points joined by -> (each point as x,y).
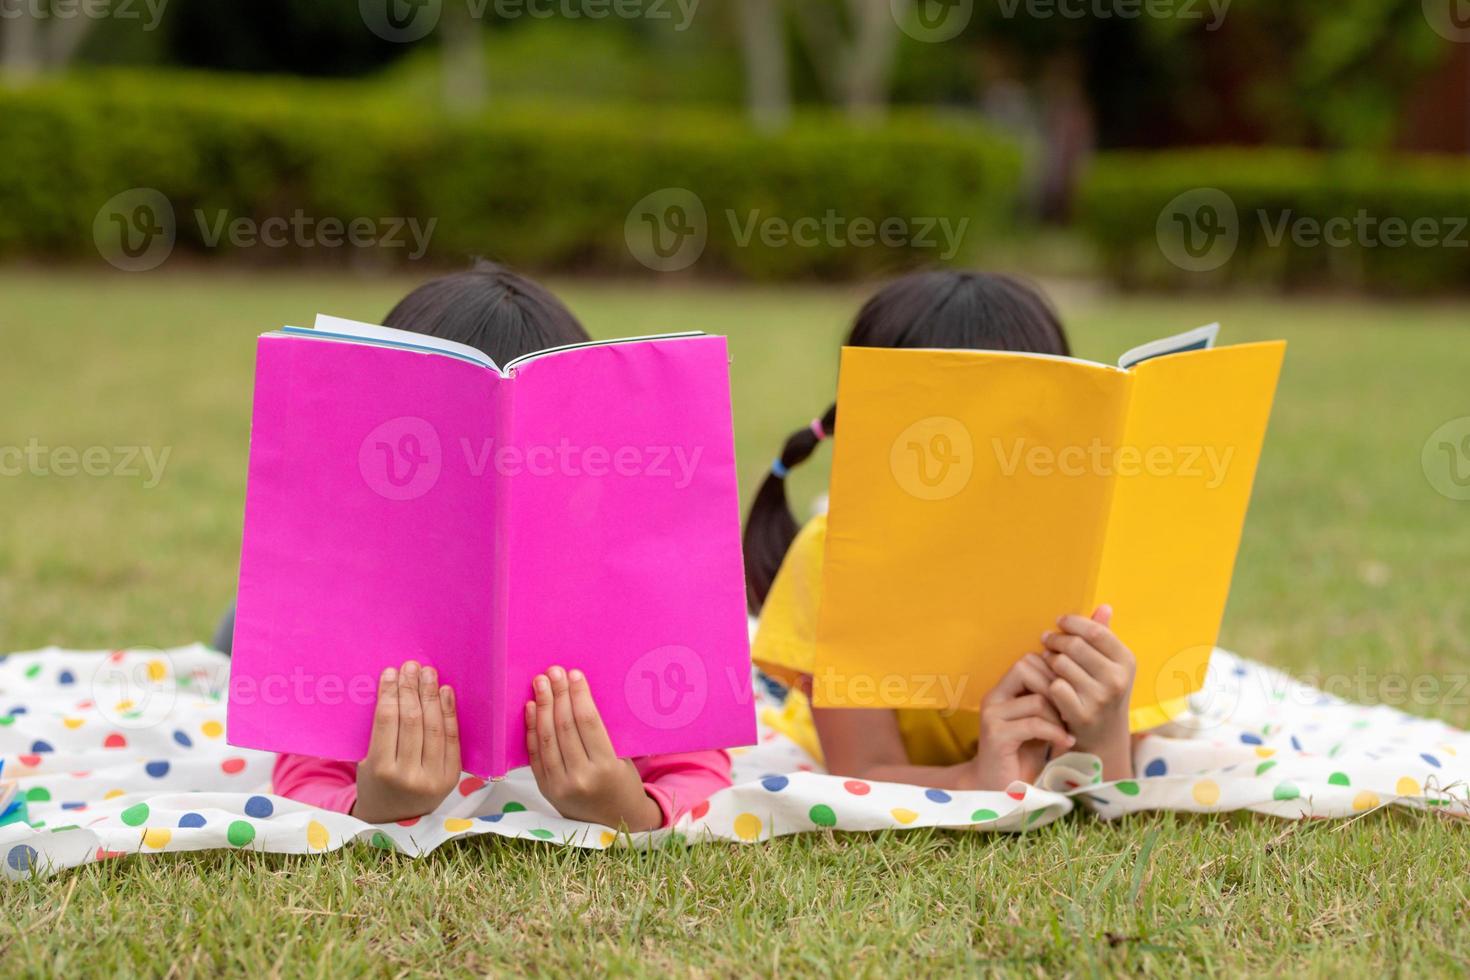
743,403 -> 837,613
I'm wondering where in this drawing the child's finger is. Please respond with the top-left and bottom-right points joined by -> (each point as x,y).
1057,613 -> 1130,664
547,666 -> 588,767
1091,604 -> 1113,627
525,700 -> 544,781
440,685 -> 461,779
1009,716 -> 1074,754
568,669 -> 616,761
418,665 -> 444,771
1042,631 -> 1111,680
1045,651 -> 1107,704
1048,677 -> 1089,727
532,673 -> 564,777
396,661 -> 424,766
365,666 -> 399,764
1013,653 -> 1058,697
991,693 -> 1062,727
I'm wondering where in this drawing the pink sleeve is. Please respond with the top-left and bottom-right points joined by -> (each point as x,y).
633,749 -> 731,828
272,753 -> 359,814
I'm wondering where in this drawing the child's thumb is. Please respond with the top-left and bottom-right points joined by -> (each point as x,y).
1091,604 -> 1113,627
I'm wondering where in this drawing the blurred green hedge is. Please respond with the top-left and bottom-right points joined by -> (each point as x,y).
0,71 -> 1022,280
1079,151 -> 1470,293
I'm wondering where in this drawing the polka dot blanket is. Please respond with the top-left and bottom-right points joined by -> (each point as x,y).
2,645 -> 1466,878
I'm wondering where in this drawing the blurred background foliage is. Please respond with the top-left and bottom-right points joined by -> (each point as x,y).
1,0 -> 1467,289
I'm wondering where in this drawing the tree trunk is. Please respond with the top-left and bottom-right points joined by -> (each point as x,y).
842,0 -> 899,119
441,5 -> 487,115
738,0 -> 792,131
1,7 -> 43,86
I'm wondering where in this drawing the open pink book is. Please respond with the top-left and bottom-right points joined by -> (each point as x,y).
227,316 -> 755,777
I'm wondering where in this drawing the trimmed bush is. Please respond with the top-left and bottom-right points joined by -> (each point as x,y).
1078,150 -> 1470,294
0,71 -> 1022,280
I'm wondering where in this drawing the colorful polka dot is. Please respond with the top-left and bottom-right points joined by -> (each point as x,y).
226,821 -> 256,846
1144,758 -> 1167,777
760,775 -> 789,792
24,787 -> 51,803
220,758 -> 246,775
1192,780 -> 1221,806
1239,732 -> 1262,745
809,804 -> 836,827
842,780 -> 871,796
243,796 -> 274,819
443,818 -> 473,833
970,808 -> 998,822
1272,782 -> 1300,801
121,803 -> 150,826
1352,791 -> 1380,811
178,813 -> 207,828
201,720 -> 224,739
370,832 -> 395,850
103,789 -> 126,801
478,814 -> 503,824
306,820 -> 330,850
733,813 -> 762,841
7,844 -> 38,872
1395,776 -> 1421,797
18,754 -> 41,767
57,670 -> 75,686
599,831 -> 617,847
890,808 -> 918,825
924,789 -> 952,803
1115,781 -> 1140,797
458,776 -> 486,796
144,761 -> 170,778
62,717 -> 84,730
172,730 -> 193,748
690,801 -> 710,821
1254,747 -> 1275,759
103,733 -> 127,749
1255,760 -> 1278,776
142,828 -> 172,849
528,828 -> 555,840
502,801 -> 527,814
146,659 -> 168,682
24,664 -> 41,679
1327,772 -> 1351,786
1421,753 -> 1442,768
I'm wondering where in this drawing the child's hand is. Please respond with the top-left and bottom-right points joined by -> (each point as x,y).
971,655 -> 1075,790
526,666 -> 663,832
1040,605 -> 1136,780
352,661 -> 462,824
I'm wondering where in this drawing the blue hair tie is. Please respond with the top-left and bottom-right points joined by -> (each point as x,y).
771,458 -> 790,479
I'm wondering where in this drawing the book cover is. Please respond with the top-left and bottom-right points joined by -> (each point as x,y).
228,323 -> 755,776
807,329 -> 1285,729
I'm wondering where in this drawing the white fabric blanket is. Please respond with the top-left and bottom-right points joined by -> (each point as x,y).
2,645 -> 1466,878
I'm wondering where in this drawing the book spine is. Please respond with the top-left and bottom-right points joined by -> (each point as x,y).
489,372 -> 517,777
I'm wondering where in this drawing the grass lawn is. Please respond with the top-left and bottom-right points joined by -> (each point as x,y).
2,268 -> 1469,974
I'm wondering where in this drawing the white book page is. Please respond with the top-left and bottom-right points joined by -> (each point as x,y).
302,314 -> 500,371
1117,323 -> 1220,370
502,331 -> 705,371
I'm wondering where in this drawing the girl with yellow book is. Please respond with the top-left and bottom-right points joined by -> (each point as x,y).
745,271 -> 1140,789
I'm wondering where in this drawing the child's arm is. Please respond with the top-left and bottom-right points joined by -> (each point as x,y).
1040,605 -> 1136,780
634,750 -> 732,826
813,656 -> 1073,791
272,753 -> 360,814
525,666 -> 672,832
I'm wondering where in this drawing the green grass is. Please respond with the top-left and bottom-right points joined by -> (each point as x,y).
3,269 -> 1469,975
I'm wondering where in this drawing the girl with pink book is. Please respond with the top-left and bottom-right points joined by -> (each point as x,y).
241,261 -> 731,827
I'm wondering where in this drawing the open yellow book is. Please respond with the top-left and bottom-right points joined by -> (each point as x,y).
804,326 -> 1286,730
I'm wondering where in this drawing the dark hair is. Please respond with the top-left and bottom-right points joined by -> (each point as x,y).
382,259 -> 590,363
742,270 -> 1071,613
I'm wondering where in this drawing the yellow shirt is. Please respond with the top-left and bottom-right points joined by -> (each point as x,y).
753,515 -> 981,767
